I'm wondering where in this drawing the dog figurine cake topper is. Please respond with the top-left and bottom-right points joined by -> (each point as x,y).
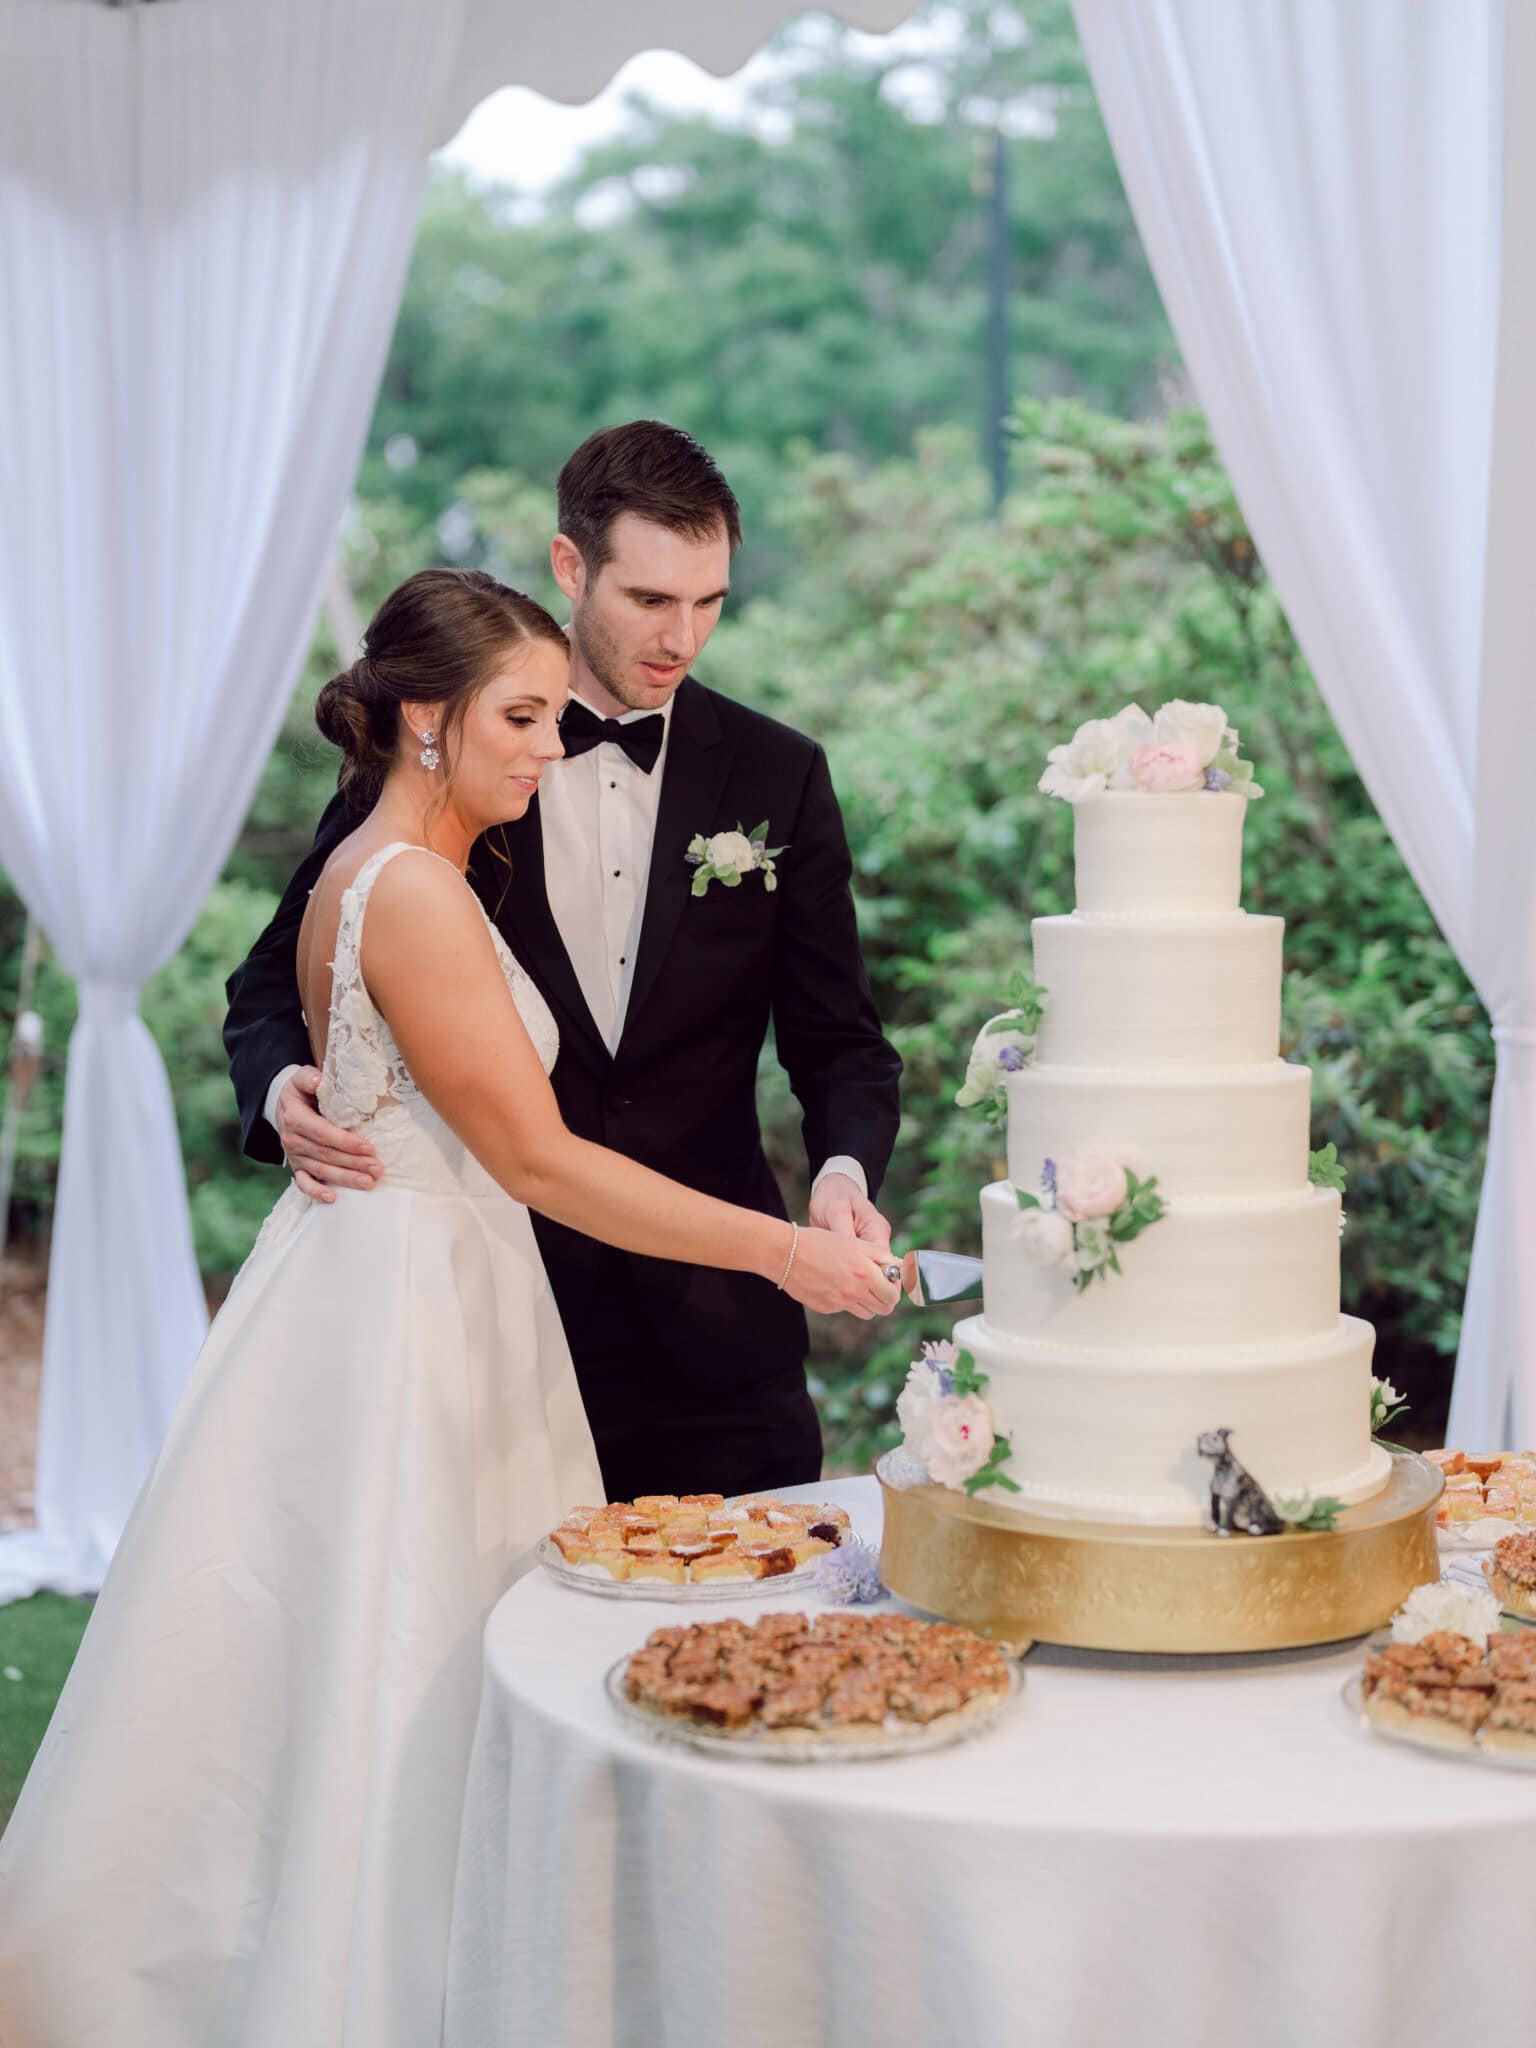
1196,1428 -> 1285,1537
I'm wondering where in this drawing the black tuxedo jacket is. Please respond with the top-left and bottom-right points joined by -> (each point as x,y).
223,676 -> 902,1405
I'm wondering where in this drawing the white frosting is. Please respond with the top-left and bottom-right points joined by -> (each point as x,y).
1006,1060 -> 1311,1199
1032,912 -> 1282,1068
960,1311 -> 1389,1526
980,1177 -> 1342,1349
954,784 -> 1388,1528
1073,790 -> 1244,915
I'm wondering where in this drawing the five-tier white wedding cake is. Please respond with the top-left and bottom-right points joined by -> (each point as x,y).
903,703 -> 1392,1528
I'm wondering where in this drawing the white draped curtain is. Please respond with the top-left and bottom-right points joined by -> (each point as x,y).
0,0 -> 923,1604
1072,0 -> 1536,1444
0,0 -> 467,1600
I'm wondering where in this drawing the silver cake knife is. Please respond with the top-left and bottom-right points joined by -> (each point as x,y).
898,1250 -> 985,1307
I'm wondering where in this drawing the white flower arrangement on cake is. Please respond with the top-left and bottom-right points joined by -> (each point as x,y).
955,971 -> 1048,1120
1039,699 -> 1264,805
896,1340 -> 1020,1496
1012,1152 -> 1167,1292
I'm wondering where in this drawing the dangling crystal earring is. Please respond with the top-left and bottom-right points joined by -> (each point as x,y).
418,729 -> 440,772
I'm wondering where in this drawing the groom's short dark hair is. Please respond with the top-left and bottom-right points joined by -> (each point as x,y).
557,421 -> 742,572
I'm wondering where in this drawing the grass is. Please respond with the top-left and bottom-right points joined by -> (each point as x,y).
0,1593 -> 91,1832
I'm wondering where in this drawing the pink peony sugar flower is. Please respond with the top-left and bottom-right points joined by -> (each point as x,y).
1128,740 -> 1204,793
911,1394 -> 996,1489
1054,1153 -> 1129,1222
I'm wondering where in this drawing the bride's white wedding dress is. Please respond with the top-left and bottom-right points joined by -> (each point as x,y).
0,844 -> 603,2047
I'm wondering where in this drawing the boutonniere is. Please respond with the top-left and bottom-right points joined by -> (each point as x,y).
685,820 -> 786,897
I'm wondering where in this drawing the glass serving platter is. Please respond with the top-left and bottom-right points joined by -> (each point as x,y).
1341,1674 -> 1536,1773
537,1496 -> 853,1601
605,1651 -> 1023,1763
1342,1625 -> 1536,1771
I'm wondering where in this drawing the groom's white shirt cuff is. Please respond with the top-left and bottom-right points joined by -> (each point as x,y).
267,1066 -> 867,1202
812,1155 -> 868,1200
265,1064 -> 302,1136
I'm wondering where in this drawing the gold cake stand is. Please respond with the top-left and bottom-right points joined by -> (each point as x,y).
877,1452 -> 1442,1655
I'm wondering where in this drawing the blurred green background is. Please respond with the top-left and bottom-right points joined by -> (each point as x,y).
0,0 -> 1480,1534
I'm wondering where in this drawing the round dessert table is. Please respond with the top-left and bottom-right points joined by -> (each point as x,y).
443,1477 -> 1536,2048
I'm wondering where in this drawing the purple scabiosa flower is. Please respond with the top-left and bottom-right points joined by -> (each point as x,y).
1041,1157 -> 1059,1200
997,1045 -> 1026,1073
1203,768 -> 1232,792
814,1537 -> 884,1605
920,1338 -> 958,1396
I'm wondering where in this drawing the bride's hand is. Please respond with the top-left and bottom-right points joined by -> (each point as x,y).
780,1225 -> 901,1320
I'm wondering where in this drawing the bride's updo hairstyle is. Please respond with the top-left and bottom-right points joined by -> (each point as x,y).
315,568 -> 566,804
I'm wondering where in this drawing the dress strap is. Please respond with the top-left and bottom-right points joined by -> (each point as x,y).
329,843 -> 467,1010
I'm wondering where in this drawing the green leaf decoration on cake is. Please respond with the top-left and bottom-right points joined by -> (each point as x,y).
1272,1493 -> 1346,1533
1307,1144 -> 1347,1192
963,1434 -> 1022,1496
999,968 -> 1048,1039
948,1348 -> 989,1399
1106,1171 -> 1166,1243
956,978 -> 1047,1114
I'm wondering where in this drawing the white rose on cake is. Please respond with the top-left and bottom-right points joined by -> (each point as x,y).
1037,716 -> 1126,803
1012,1205 -> 1076,1269
704,829 -> 757,876
1054,1152 -> 1129,1222
896,1361 -> 943,1441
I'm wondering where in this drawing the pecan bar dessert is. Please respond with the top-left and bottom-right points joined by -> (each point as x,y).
1359,1619 -> 1536,1758
1487,1530 -> 1536,1619
619,1611 -> 1012,1748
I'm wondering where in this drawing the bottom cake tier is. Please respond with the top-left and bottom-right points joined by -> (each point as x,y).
956,1311 -> 1392,1527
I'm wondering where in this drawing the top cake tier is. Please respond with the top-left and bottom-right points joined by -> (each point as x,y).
1073,790 -> 1246,915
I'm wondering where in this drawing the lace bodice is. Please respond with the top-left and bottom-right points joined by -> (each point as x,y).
317,842 -> 558,1131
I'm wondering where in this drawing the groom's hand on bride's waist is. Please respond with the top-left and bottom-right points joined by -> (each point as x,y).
275,1067 -> 383,1203
807,1171 -> 891,1260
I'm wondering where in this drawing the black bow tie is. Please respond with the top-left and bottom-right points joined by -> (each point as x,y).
560,699 -> 666,774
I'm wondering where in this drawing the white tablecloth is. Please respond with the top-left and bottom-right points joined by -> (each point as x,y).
444,1477 -> 1536,2048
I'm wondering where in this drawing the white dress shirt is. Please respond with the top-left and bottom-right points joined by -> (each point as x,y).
267,687 -> 867,1197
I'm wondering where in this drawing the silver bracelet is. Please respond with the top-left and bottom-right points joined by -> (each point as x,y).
776,1221 -> 800,1291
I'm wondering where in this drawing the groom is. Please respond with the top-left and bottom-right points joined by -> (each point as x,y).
224,421 -> 902,1501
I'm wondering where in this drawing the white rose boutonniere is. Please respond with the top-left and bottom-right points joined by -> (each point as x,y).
686,819 -> 786,897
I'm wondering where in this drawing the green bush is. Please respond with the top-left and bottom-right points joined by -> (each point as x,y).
0,881 -> 281,1276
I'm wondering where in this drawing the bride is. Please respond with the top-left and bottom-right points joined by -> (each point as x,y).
0,568 -> 898,2047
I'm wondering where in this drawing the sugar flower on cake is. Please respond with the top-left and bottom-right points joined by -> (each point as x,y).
1011,1203 -> 1076,1271
1016,1151 -> 1166,1293
1037,712 -> 1131,802
1053,1151 -> 1129,1222
955,1011 -> 1035,1110
895,1339 -> 958,1439
954,972 -> 1048,1117
910,1394 -> 996,1489
1369,1376 -> 1408,1440
895,1344 -> 1020,1497
1038,698 -> 1263,804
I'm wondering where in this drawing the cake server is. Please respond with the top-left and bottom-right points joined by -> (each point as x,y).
898,1250 -> 984,1307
